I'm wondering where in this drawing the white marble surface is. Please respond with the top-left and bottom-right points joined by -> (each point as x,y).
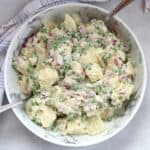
0,0 -> 150,150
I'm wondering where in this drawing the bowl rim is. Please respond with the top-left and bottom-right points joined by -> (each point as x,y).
4,2 -> 147,147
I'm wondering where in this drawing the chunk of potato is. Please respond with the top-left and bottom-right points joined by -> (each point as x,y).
85,115 -> 105,135
64,14 -> 76,31
85,63 -> 103,82
26,97 -> 56,128
37,67 -> 58,89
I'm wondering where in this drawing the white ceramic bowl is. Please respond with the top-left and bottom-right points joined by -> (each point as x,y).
4,3 -> 147,147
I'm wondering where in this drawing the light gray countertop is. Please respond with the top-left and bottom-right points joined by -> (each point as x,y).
0,0 -> 150,150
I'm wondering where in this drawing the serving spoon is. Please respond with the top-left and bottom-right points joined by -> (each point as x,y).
0,0 -> 134,114
105,0 -> 134,21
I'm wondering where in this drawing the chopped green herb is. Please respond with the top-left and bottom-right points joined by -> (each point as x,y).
18,75 -> 22,80
94,85 -> 102,93
81,115 -> 86,122
30,74 -> 37,80
45,98 -> 54,106
85,63 -> 93,70
27,65 -> 34,74
81,43 -> 91,54
31,100 -> 39,106
100,61 -> 105,68
40,36 -> 48,43
40,27 -> 48,33
90,97 -> 97,104
67,30 -> 75,37
32,117 -> 37,122
119,96 -> 123,100
112,46 -> 118,52
35,101 -> 39,105
28,107 -> 32,112
59,63 -> 71,79
106,117 -> 112,121
72,45 -> 77,52
67,113 -> 77,121
57,23 -> 65,30
73,32 -> 80,40
32,82 -> 40,94
116,103 -> 123,109
33,118 -> 42,126
100,39 -> 107,49
117,67 -> 122,75
51,36 -> 66,50
71,83 -> 81,90
60,96 -> 67,102
94,85 -> 111,95
36,121 -> 42,126
50,124 -> 58,131
101,52 -> 111,62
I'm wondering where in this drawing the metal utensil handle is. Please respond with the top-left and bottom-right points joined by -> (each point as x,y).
0,100 -> 23,113
109,0 -> 134,18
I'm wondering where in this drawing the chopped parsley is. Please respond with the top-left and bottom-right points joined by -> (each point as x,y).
45,98 -> 54,107
67,113 -> 77,121
32,82 -> 40,94
60,96 -> 67,102
40,27 -> 48,33
27,65 -> 34,74
106,117 -> 112,121
51,36 -> 66,50
72,45 -> 78,53
114,67 -> 123,75
101,52 -> 111,62
80,43 -> 91,54
18,75 -> 22,80
94,85 -> 111,95
59,63 -> 71,79
40,36 -> 48,43
85,63 -> 93,70
71,83 -> 81,90
94,85 -> 103,93
28,107 -> 33,112
32,117 -> 42,126
100,39 -> 107,49
90,97 -> 97,104
73,32 -> 80,40
67,30 -> 75,37
30,74 -> 37,80
50,123 -> 58,131
31,100 -> 39,106
57,23 -> 65,30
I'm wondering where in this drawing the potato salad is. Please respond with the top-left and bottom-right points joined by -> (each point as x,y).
13,14 -> 135,135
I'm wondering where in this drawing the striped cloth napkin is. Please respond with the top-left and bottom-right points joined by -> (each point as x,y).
0,0 -> 109,105
0,0 -> 149,105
